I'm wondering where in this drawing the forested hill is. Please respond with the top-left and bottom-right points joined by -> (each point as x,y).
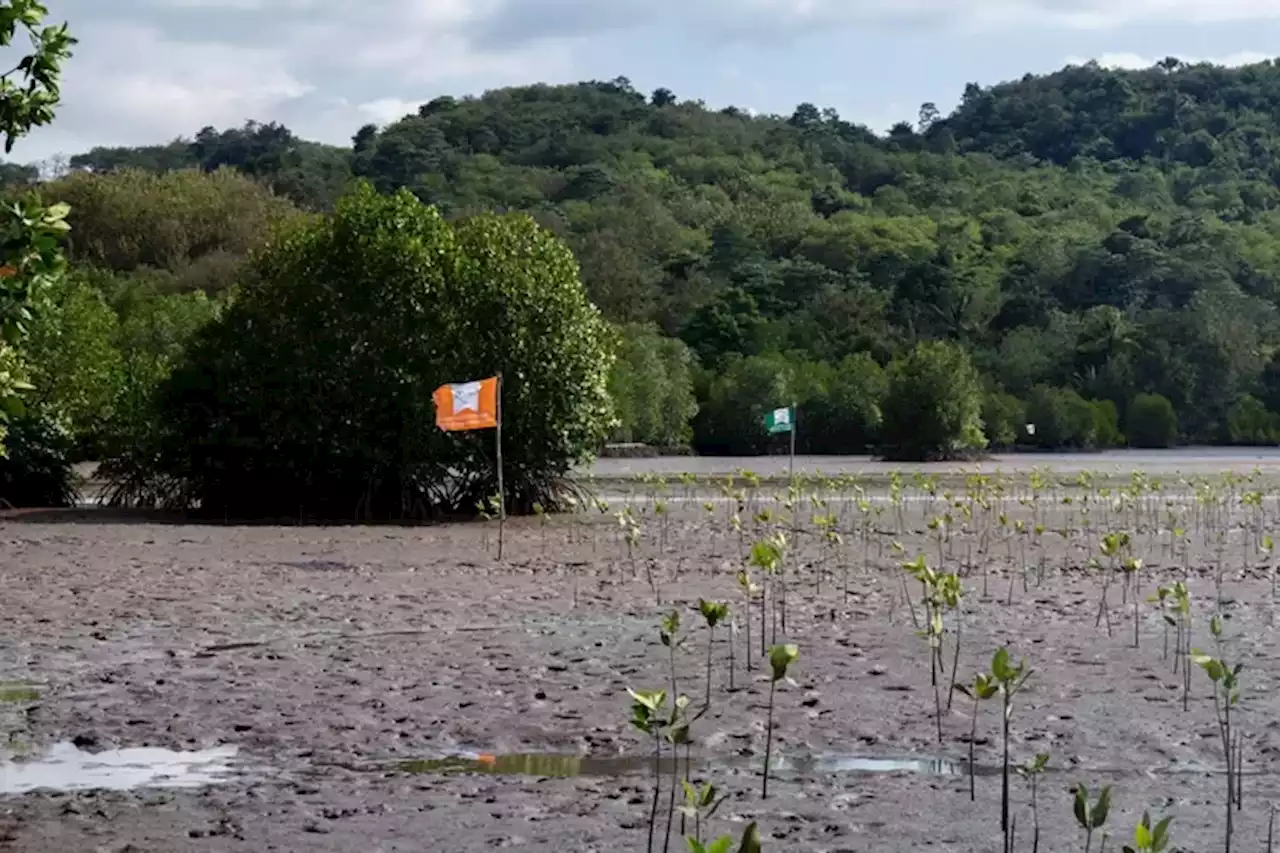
27,60 -> 1280,452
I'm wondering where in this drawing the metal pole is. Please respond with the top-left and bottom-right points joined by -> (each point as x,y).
496,373 -> 506,560
789,402 -> 797,486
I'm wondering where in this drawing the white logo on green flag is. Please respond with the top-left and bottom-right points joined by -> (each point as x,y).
764,406 -> 793,435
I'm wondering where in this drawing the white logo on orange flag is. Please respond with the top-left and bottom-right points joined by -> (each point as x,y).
433,376 -> 499,431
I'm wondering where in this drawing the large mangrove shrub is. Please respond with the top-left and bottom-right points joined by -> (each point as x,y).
880,340 -> 986,461
105,183 -> 613,517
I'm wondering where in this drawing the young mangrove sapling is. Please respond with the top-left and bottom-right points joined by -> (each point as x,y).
762,643 -> 799,800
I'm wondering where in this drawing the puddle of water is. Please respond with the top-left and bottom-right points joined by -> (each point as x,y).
0,742 -> 240,795
398,751 -> 973,780
805,756 -> 969,776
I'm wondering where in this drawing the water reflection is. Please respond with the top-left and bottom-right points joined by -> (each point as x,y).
0,742 -> 240,794
399,751 -> 974,779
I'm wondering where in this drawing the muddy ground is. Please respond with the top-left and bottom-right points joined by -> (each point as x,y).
3,488 -> 1280,852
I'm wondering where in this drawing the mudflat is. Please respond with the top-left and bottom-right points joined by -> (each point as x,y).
1,481 -> 1278,852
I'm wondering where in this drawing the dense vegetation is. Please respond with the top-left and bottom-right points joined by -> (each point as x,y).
101,184 -> 613,517
15,55 -> 1280,505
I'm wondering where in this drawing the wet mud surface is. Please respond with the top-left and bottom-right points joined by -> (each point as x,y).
3,488 -> 1280,851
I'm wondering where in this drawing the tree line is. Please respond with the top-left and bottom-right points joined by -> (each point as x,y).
11,51 -> 1280,505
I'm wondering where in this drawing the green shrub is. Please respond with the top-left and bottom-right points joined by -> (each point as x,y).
1126,393 -> 1179,448
0,412 -> 78,508
103,183 -> 613,518
798,353 -> 886,454
22,272 -> 124,456
1226,394 -> 1280,445
1090,399 -> 1125,448
982,391 -> 1026,449
1024,385 -> 1088,448
880,341 -> 986,461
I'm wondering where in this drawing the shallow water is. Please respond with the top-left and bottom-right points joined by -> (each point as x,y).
0,742 -> 240,795
397,751 -> 974,779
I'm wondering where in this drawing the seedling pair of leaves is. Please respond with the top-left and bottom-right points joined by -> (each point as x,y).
680,780 -> 727,850
1073,783 -> 1111,853
1016,754 -> 1050,853
697,600 -> 730,709
1121,811 -> 1173,853
684,821 -> 761,853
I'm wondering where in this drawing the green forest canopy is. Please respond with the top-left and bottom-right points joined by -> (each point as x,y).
22,57 -> 1280,455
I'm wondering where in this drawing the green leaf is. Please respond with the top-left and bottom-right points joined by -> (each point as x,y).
1073,786 -> 1089,829
1092,786 -> 1112,829
627,688 -> 666,712
768,643 -> 799,682
1134,816 -> 1152,849
706,837 -> 733,853
736,822 -> 762,853
1200,658 -> 1226,683
1151,816 -> 1173,852
992,647 -> 1012,682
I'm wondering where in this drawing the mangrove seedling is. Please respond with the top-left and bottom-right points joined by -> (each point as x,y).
1097,532 -> 1132,636
1124,556 -> 1143,649
750,536 -> 786,653
900,553 -> 928,630
1073,784 -> 1112,853
629,688 -> 670,853
697,600 -> 730,710
661,611 -> 683,703
762,643 -> 799,800
1192,615 -> 1244,853
735,571 -> 760,673
1016,753 -> 1050,853
991,648 -> 1034,853
679,780 -> 726,849
957,672 -> 999,801
662,695 -> 692,853
1121,811 -> 1173,853
938,572 -> 964,712
1152,581 -> 1193,710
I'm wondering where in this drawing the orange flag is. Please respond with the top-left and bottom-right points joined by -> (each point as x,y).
433,376 -> 499,431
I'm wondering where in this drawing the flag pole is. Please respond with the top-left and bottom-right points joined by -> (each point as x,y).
789,401 -> 797,487
496,372 -> 506,560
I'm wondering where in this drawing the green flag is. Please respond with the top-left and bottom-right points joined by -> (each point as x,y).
764,406 -> 794,435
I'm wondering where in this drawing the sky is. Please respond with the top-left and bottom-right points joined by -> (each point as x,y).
9,0 -> 1280,162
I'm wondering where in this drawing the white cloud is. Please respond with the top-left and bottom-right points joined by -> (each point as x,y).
69,22 -> 310,134
12,0 -> 574,158
11,0 -> 1280,160
1065,50 -> 1274,69
355,97 -> 423,125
